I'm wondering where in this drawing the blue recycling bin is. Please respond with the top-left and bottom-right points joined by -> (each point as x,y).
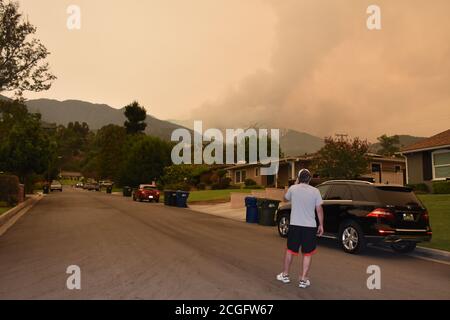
175,190 -> 190,208
245,196 -> 258,223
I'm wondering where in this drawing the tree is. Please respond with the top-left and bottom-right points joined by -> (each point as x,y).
377,134 -> 400,156
124,101 -> 147,135
93,124 -> 127,181
160,164 -> 210,190
119,136 -> 172,187
314,136 -> 370,179
0,99 -> 53,189
0,1 -> 56,95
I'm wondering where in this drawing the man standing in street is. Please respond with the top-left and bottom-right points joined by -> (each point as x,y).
276,169 -> 324,289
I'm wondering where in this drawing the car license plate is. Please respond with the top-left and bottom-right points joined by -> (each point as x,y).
149,195 -> 154,199
403,213 -> 414,221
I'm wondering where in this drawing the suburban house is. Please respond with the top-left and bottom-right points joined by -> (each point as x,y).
59,171 -> 83,181
401,129 -> 450,186
361,153 -> 406,185
226,153 -> 406,188
226,155 -> 313,188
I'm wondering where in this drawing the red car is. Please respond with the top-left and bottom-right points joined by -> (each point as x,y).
133,184 -> 160,203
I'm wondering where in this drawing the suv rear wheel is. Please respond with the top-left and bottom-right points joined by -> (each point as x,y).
277,213 -> 290,238
339,220 -> 366,254
391,241 -> 417,253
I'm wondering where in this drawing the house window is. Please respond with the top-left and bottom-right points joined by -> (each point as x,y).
235,170 -> 247,183
395,165 -> 401,173
371,163 -> 381,173
432,150 -> 450,180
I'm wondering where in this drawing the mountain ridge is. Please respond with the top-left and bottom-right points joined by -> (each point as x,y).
0,95 -> 427,154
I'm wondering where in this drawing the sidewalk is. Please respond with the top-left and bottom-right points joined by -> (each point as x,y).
188,202 -> 246,222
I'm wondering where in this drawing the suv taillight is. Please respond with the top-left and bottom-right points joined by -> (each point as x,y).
367,208 -> 395,221
421,211 -> 429,223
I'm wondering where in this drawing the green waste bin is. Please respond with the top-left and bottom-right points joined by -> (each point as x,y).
258,199 -> 280,226
123,186 -> 132,197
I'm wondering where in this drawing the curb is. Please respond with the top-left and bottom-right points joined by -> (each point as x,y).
412,246 -> 450,264
0,194 -> 43,237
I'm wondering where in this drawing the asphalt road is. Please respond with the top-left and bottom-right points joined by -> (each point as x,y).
0,188 -> 449,299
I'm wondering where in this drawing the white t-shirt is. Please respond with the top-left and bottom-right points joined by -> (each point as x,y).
284,183 -> 324,228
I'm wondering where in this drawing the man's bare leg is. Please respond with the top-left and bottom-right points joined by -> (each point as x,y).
283,250 -> 294,275
300,255 -> 312,280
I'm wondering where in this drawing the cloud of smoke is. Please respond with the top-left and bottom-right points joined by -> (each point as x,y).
192,0 -> 450,140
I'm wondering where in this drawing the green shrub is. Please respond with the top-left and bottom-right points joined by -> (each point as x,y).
164,182 -> 191,191
197,182 -> 206,190
217,169 -> 227,178
432,181 -> 450,194
211,177 -> 232,190
406,183 -> 430,194
244,178 -> 257,187
0,174 -> 20,206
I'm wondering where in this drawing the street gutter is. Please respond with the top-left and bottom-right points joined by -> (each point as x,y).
0,194 -> 43,237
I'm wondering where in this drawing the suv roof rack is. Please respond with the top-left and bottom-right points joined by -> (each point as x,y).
322,180 -> 373,185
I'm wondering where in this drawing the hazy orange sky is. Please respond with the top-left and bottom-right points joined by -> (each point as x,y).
13,0 -> 450,140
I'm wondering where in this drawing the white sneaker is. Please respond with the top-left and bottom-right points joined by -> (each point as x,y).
299,279 -> 311,289
276,273 -> 291,284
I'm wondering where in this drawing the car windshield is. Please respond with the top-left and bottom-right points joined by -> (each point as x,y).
143,186 -> 156,190
375,186 -> 422,207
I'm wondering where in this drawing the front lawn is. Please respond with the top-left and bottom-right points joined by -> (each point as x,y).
187,189 -> 253,203
418,194 -> 450,252
0,206 -> 12,216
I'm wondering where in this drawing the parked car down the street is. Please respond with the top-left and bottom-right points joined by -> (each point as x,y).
133,184 -> 160,203
84,182 -> 100,191
50,180 -> 63,192
275,180 -> 432,254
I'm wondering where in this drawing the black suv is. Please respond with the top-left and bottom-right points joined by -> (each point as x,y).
275,180 -> 432,254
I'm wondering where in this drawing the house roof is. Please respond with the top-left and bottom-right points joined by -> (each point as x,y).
225,155 -> 313,171
401,129 -> 450,153
367,153 -> 406,163
225,153 -> 405,171
60,171 -> 82,177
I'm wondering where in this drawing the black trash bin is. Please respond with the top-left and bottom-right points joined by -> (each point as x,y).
123,186 -> 132,197
256,198 -> 266,218
164,191 -> 172,205
164,190 -> 178,206
245,196 -> 258,223
169,191 -> 178,206
175,190 -> 190,208
43,184 -> 49,194
164,190 -> 177,206
258,199 -> 280,226
106,185 -> 112,194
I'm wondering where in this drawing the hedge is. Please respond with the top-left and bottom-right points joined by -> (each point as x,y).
406,183 -> 430,194
0,174 -> 20,206
432,181 -> 450,194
